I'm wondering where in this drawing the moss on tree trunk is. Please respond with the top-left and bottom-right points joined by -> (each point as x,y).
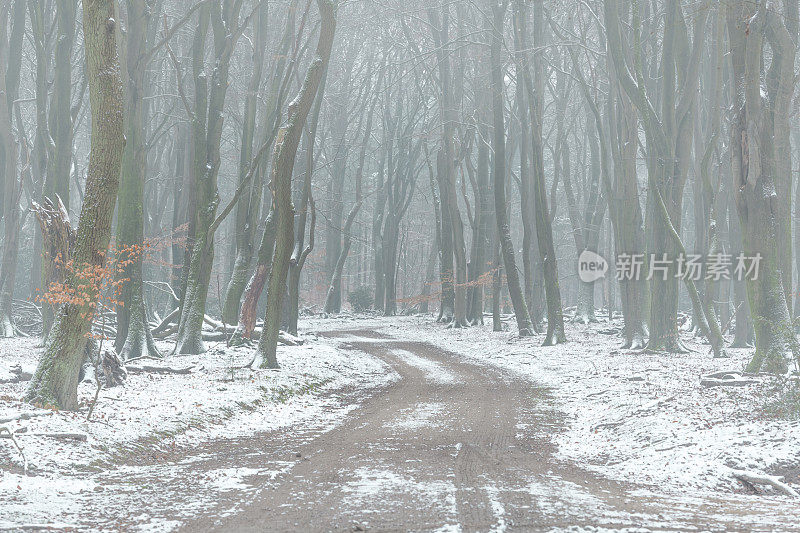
26,0 -> 125,410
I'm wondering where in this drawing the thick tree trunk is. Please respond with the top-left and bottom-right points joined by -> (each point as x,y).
428,4 -> 468,328
603,0 -> 706,352
730,191 -> 753,348
39,0 -> 77,337
372,138 -> 388,313
435,151 -> 455,322
255,0 -> 336,368
564,11 -> 647,348
383,216 -> 399,316
45,0 -> 76,210
466,121 -> 491,325
26,0 -> 125,409
288,195 -> 315,336
492,239 -> 502,332
574,128 -> 605,324
28,0 -> 49,305
611,101 -> 647,348
288,64 -> 327,333
727,1 -> 799,373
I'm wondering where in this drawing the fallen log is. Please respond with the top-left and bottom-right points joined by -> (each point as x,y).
0,427 -> 27,474
278,331 -> 304,346
126,364 -> 194,375
152,324 -> 178,339
731,469 -> 799,497
203,315 -> 225,330
700,372 -> 757,388
151,307 -> 180,335
202,331 -> 230,342
0,410 -> 53,425
1,432 -> 87,442
0,364 -> 33,384
202,329 -> 303,346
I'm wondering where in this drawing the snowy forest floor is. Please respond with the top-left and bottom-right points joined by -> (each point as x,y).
1,313 -> 799,530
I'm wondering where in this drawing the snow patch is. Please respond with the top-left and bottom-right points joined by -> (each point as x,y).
0,333 -> 396,529
386,402 -> 446,430
392,349 -> 460,384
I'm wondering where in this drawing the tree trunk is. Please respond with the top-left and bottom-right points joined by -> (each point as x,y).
45,0 -> 76,210
28,0 -> 49,305
26,0 -> 125,409
490,2 -> 532,337
0,0 -> 25,337
115,0 -> 160,360
727,1 -> 799,373
230,209 -> 276,345
325,202 -> 361,314
255,0 -> 337,368
222,1 -> 270,326
435,149 -> 455,322
516,0 -> 565,344
175,2 -> 241,354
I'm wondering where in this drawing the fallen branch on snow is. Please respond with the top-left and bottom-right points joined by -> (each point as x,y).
731,469 -> 799,497
0,410 -> 53,425
203,314 -> 226,330
151,306 -> 180,335
1,431 -> 87,442
591,395 -> 675,432
700,371 -> 757,388
0,427 -> 27,475
202,329 -> 304,346
126,364 -> 194,375
0,524 -> 81,531
277,331 -> 304,346
0,364 -> 33,384
152,324 -> 178,339
124,355 -> 164,364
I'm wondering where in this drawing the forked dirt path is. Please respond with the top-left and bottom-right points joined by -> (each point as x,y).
170,329 -> 793,532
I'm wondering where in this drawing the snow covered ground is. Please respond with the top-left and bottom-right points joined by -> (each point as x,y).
2,312 -> 798,529
0,333 -> 396,528
310,313 -> 800,498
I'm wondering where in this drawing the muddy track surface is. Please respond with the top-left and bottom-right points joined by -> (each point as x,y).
75,328 -> 794,531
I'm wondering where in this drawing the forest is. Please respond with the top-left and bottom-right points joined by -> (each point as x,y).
1,0 -> 800,530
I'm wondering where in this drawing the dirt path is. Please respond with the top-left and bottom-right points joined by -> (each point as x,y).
68,327 -> 794,531
169,329 -> 792,532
